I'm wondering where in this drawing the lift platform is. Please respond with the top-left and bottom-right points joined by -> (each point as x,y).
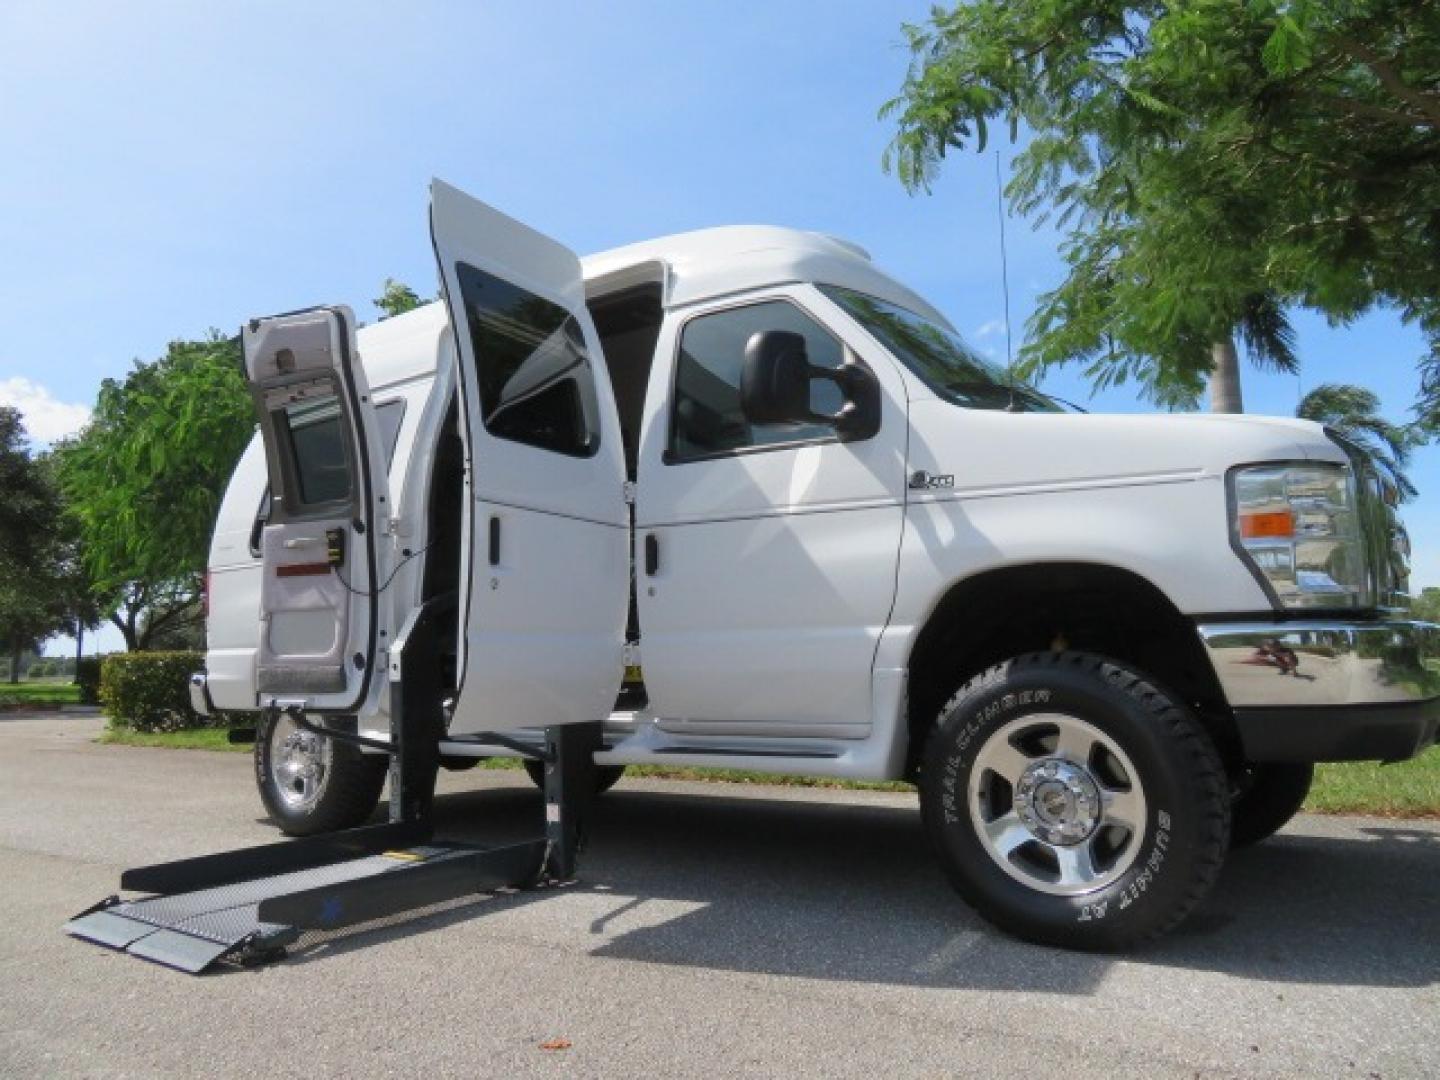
65,823 -> 548,972
66,599 -> 603,973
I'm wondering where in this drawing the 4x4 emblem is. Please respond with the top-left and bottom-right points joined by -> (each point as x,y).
909,470 -> 955,490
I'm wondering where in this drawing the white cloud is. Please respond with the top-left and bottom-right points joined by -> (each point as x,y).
0,376 -> 91,442
974,319 -> 1008,340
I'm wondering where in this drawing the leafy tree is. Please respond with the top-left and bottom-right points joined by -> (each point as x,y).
0,596 -> 58,679
0,410 -> 71,679
374,278 -> 428,319
1297,382 -> 1421,498
1411,586 -> 1440,622
0,407 -> 60,575
140,599 -> 206,651
55,333 -> 254,651
882,0 -> 1440,421
33,453 -> 106,674
0,581 -> 67,683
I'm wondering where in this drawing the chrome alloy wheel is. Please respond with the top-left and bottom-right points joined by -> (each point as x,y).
271,712 -> 331,811
968,713 -> 1147,896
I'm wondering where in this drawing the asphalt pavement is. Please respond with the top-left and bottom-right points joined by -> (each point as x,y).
1,711 -> 1436,1078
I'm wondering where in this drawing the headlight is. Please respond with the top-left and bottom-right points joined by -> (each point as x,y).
1230,463 -> 1368,610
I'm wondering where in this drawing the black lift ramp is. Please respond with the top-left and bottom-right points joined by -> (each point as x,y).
66,599 -> 605,973
65,823 -> 548,973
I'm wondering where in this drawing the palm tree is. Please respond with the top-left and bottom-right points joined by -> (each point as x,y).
1212,294 -> 1302,413
1297,384 -> 1420,501
1147,293 -> 1299,414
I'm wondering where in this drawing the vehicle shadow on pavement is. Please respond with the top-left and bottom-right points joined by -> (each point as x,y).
413,781 -> 1438,995
1150,824 -> 1440,988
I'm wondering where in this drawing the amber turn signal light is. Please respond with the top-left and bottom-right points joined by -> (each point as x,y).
1238,510 -> 1294,539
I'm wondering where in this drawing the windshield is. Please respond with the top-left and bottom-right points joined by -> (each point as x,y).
818,285 -> 1063,413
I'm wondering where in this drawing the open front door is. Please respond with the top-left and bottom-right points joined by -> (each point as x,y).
243,306 -> 390,714
430,179 -> 629,735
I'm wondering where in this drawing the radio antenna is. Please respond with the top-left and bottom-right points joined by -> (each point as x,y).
995,149 -> 1014,371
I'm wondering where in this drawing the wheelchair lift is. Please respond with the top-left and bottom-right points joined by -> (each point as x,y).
65,601 -> 601,973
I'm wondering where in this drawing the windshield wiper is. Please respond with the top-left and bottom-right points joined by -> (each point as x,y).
942,381 -> 1016,410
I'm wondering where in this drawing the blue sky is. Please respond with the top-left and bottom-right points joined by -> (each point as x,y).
1,1 -> 1433,653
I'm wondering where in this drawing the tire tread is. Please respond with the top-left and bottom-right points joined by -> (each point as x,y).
256,716 -> 388,836
926,651 -> 1230,949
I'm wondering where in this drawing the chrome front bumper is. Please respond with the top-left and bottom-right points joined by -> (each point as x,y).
1196,619 -> 1439,762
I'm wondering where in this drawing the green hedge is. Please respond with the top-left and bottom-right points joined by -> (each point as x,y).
100,652 -> 219,732
75,657 -> 102,705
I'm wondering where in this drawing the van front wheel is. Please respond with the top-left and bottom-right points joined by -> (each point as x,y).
255,710 -> 388,836
920,652 -> 1230,950
1229,763 -> 1314,848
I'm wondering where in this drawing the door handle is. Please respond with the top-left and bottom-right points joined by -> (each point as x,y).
488,515 -> 501,567
644,533 -> 659,576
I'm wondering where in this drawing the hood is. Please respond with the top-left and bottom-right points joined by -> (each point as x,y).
906,403 -> 1345,497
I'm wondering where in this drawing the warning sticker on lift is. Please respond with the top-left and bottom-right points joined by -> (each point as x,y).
623,665 -> 643,685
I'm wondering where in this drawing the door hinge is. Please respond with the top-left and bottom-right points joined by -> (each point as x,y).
622,481 -> 636,506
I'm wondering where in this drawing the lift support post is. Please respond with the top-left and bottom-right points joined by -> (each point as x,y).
65,597 -> 602,973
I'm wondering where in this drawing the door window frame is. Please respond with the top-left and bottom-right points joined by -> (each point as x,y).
261,378 -> 360,525
661,292 -> 878,466
452,260 -> 603,460
250,398 -> 407,558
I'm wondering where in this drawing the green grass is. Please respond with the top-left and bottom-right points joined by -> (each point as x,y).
1307,747 -> 1440,819
0,681 -> 82,706
95,727 -> 1440,817
99,726 -> 241,751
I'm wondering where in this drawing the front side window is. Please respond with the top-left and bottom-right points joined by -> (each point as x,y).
819,285 -> 1061,413
455,262 -> 599,457
669,299 -> 849,462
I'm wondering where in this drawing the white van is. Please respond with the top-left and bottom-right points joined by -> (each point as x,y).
194,180 -> 1437,948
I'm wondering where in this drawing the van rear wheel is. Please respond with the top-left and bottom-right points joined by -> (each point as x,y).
523,759 -> 627,796
920,652 -> 1230,950
255,710 -> 388,836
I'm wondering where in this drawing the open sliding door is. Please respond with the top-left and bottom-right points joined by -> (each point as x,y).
430,180 -> 629,734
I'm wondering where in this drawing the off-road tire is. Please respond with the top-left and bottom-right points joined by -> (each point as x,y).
255,712 -> 388,836
1229,763 -> 1314,848
919,651 -> 1230,950
523,759 -> 627,796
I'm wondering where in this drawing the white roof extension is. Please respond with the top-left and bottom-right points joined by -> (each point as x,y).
581,225 -> 950,327
357,224 -> 951,390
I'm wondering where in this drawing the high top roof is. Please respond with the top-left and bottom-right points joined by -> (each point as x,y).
357,224 -> 953,389
581,225 -> 872,280
581,225 -> 949,327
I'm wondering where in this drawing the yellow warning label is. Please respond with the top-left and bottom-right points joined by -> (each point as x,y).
623,664 -> 643,684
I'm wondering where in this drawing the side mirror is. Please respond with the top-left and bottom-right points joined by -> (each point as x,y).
740,330 -> 880,441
